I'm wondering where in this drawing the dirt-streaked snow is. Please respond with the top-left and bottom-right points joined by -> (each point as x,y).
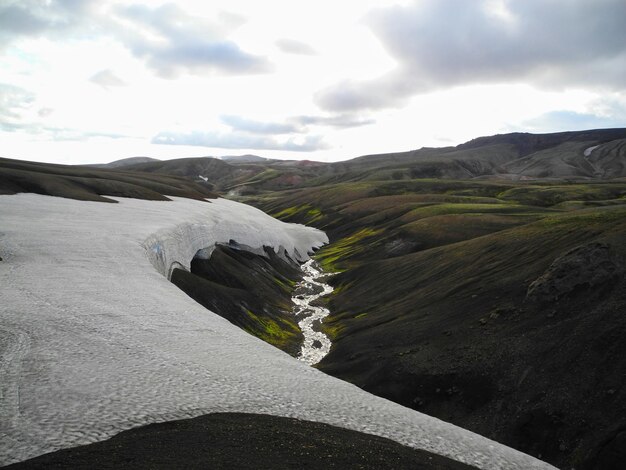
0,194 -> 555,469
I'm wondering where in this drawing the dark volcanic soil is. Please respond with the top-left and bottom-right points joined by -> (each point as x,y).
3,413 -> 477,470
318,219 -> 626,470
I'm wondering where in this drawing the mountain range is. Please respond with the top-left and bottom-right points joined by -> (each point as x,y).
115,128 -> 626,192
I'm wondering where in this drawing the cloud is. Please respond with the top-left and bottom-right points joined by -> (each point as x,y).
276,38 -> 316,55
0,0 -> 96,48
220,115 -> 301,135
38,107 -> 53,117
152,130 -> 328,152
0,83 -> 35,131
294,114 -> 375,129
0,2 -> 271,78
0,83 -> 129,139
0,3 -> 49,36
112,3 -> 272,78
316,0 -> 626,111
220,113 -> 374,135
315,72 -> 413,112
49,129 -> 130,141
521,111 -> 626,134
90,69 -> 126,89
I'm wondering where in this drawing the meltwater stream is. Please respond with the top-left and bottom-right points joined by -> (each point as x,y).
292,260 -> 334,365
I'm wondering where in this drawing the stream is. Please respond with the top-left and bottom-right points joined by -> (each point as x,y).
292,259 -> 334,365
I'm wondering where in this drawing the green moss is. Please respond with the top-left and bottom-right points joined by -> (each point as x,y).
399,202 -> 538,222
243,308 -> 300,350
330,281 -> 353,295
534,206 -> 626,229
315,227 -> 382,271
307,207 -> 322,217
272,205 -> 301,218
271,204 -> 324,224
497,183 -> 626,207
245,169 -> 281,185
321,318 -> 347,341
272,276 -> 293,293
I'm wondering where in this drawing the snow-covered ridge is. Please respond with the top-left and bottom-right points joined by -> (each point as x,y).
142,197 -> 326,279
0,194 -> 555,469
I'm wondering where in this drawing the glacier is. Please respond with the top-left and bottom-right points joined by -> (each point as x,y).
0,193 -> 555,469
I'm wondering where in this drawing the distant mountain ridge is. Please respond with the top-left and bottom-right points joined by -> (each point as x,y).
218,154 -> 269,163
17,128 -> 623,197
457,128 -> 626,156
106,128 -> 626,193
89,156 -> 160,169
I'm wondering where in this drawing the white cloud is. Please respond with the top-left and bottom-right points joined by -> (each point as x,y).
90,69 -> 126,89
316,0 -> 626,112
220,115 -> 301,135
276,38 -> 316,56
152,130 -> 328,152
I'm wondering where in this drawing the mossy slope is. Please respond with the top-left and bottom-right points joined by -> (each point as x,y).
171,245 -> 304,356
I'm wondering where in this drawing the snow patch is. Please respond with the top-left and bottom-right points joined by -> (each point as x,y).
143,198 -> 325,279
584,145 -> 601,157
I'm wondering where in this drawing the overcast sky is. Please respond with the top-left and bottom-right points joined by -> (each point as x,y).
1,0 -> 625,164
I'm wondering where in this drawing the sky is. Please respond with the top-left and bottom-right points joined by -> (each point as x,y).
1,0 -> 625,164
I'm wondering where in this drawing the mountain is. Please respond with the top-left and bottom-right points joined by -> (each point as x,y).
345,128 -> 626,180
114,129 -> 626,195
120,155 -> 327,194
219,154 -> 270,163
89,156 -> 160,169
